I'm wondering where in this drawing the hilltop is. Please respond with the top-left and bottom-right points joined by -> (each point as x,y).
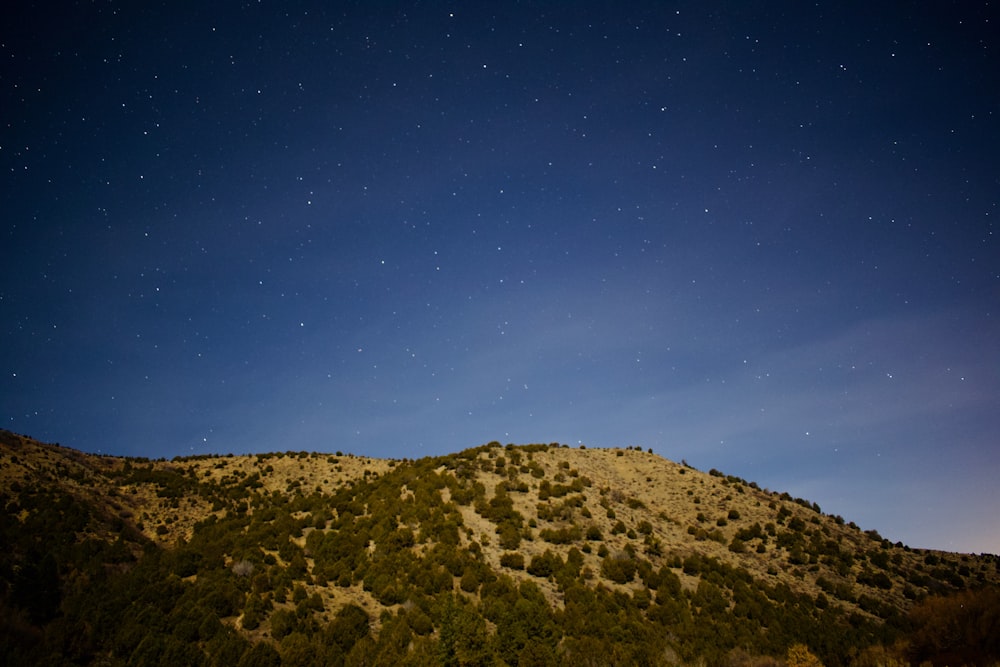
1,430 -> 998,666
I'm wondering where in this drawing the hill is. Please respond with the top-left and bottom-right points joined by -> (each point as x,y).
1,429 -> 998,666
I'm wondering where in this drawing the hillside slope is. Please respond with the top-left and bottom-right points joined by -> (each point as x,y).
1,430 -> 997,666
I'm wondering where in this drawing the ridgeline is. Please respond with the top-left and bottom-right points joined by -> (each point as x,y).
1,429 -> 998,666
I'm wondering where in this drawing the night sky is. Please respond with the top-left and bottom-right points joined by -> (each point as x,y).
3,2 -> 998,553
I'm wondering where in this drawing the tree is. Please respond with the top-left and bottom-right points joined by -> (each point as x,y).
500,552 -> 525,570
786,643 -> 823,667
327,603 -> 371,655
498,523 -> 521,550
851,645 -> 907,667
460,568 -> 480,593
270,608 -> 297,640
527,550 -> 562,578
372,613 -> 413,664
279,632 -> 322,667
600,553 -> 636,584
906,587 -> 1000,666
439,597 -> 492,666
237,641 -> 282,667
518,639 -> 559,666
206,628 -> 251,667
11,551 -> 61,623
346,635 -> 378,667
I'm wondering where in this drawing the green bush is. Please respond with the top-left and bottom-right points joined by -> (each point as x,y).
600,554 -> 636,584
460,569 -> 480,592
527,550 -> 562,578
498,523 -> 521,550
270,608 -> 297,639
237,641 -> 281,667
500,552 -> 525,570
539,525 -> 582,544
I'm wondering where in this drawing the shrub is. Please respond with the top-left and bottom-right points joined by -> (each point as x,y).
786,643 -> 823,667
233,560 -> 255,577
237,642 -> 281,667
527,550 -> 562,578
601,554 -> 636,584
270,609 -> 296,640
644,535 -> 663,557
460,570 -> 480,593
407,608 -> 434,635
857,570 -> 893,590
500,552 -> 525,570
328,604 -> 371,654
789,547 -> 809,565
498,523 -> 521,550
539,525 -> 582,544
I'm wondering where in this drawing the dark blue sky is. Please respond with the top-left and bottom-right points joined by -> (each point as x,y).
3,2 -> 998,553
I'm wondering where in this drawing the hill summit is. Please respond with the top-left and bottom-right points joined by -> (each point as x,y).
1,429 -> 998,666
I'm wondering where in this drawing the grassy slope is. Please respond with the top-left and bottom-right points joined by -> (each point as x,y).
2,430 -> 998,665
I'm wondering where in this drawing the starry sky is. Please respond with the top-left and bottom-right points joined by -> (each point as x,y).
3,2 -> 998,553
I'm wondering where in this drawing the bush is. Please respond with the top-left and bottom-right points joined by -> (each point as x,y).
907,587 -> 1000,666
500,552 -> 525,570
539,525 -> 582,544
498,523 -> 521,550
857,569 -> 893,590
460,570 -> 480,593
328,604 -> 371,654
786,643 -> 823,667
270,609 -> 296,640
407,607 -> 434,635
233,560 -> 255,577
527,550 -> 562,578
601,554 -> 636,584
237,642 -> 281,667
